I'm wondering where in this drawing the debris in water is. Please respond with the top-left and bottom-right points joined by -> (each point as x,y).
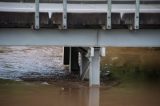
61,87 -> 64,90
41,82 -> 49,85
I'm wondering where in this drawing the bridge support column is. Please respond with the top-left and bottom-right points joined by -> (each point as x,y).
65,47 -> 105,86
89,48 -> 101,86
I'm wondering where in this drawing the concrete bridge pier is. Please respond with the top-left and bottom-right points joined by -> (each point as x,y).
64,47 -> 105,86
89,47 -> 101,86
80,47 -> 105,86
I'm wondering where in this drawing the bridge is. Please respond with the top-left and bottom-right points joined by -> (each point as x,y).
0,0 -> 160,86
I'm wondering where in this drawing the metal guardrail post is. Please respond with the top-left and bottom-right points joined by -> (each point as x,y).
135,0 -> 140,29
106,0 -> 112,29
63,0 -> 67,29
35,0 -> 40,29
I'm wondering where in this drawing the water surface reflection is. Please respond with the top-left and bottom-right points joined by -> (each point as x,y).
89,87 -> 100,106
0,80 -> 160,106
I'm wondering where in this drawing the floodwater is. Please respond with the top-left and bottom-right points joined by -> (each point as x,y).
0,47 -> 160,106
0,80 -> 160,106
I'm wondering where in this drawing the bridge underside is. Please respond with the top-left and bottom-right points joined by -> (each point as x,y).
0,28 -> 160,47
0,1 -> 160,86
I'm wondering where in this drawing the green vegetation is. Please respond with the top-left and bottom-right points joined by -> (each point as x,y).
0,78 -> 17,84
101,64 -> 160,88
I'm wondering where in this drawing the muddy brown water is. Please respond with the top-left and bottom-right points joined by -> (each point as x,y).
0,80 -> 160,106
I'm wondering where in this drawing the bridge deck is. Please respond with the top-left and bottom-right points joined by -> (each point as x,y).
0,2 -> 160,14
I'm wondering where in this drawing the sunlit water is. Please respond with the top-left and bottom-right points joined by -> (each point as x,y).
0,46 -> 65,80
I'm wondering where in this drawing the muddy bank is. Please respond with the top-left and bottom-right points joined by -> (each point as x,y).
101,47 -> 160,71
101,47 -> 160,82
